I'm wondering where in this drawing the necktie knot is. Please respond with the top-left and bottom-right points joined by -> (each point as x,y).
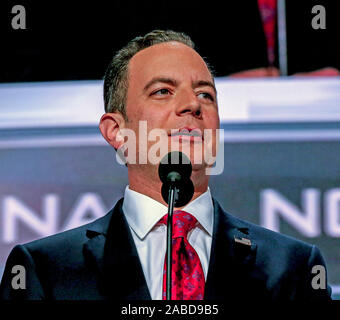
159,210 -> 197,238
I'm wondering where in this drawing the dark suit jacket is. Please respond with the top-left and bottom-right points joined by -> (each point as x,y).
0,198 -> 332,300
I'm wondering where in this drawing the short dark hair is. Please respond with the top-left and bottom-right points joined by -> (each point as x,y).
103,30 -> 213,119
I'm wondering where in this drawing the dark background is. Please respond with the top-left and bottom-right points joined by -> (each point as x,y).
1,0 -> 340,83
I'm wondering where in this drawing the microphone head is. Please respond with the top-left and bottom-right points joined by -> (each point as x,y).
161,178 -> 194,207
158,152 -> 194,207
158,151 -> 192,184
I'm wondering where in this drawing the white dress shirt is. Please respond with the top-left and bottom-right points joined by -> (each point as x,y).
122,185 -> 214,300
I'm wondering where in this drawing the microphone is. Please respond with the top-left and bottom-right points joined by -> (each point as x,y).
158,151 -> 194,207
158,151 -> 194,300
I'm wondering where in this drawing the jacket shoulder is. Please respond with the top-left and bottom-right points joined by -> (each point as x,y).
22,208 -> 114,254
213,198 -> 315,256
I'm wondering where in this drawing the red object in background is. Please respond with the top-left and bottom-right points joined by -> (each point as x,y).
258,0 -> 277,66
228,66 -> 340,78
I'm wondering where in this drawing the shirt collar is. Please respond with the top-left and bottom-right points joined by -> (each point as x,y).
122,185 -> 214,240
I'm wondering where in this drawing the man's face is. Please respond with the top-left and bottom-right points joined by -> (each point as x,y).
123,41 -> 220,172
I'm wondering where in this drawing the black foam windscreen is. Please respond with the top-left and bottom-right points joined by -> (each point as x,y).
158,152 -> 194,207
158,151 -> 192,184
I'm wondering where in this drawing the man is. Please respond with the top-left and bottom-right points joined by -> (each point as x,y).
0,30 -> 332,300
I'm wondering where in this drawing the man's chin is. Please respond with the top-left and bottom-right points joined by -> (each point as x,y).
191,163 -> 207,173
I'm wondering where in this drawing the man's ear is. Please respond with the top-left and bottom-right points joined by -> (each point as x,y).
99,112 -> 126,149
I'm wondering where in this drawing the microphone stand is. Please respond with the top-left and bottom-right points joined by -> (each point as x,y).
166,180 -> 178,300
159,152 -> 194,301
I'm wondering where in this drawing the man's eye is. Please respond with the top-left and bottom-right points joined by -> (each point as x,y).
153,88 -> 170,95
198,92 -> 214,101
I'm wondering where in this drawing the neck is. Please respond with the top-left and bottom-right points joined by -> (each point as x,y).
128,165 -> 209,208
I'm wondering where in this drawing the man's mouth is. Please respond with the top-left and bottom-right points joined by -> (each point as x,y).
169,127 -> 203,141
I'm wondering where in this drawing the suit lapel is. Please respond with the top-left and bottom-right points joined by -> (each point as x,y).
83,198 -> 151,300
83,197 -> 261,300
204,199 -> 258,300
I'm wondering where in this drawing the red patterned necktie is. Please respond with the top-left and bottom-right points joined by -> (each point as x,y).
258,0 -> 277,66
159,210 -> 205,300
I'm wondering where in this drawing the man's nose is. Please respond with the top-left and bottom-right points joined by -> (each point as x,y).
175,91 -> 202,118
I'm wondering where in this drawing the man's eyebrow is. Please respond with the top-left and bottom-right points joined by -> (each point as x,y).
143,77 -> 178,92
143,77 -> 217,95
192,80 -> 217,94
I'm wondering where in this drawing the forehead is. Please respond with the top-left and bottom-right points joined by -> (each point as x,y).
128,41 -> 213,85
